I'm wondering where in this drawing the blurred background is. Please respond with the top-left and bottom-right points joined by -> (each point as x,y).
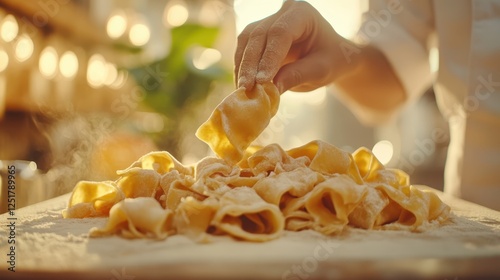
0,0 -> 449,213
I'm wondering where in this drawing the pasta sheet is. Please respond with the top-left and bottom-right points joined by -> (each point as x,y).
63,83 -> 450,242
64,141 -> 450,241
196,82 -> 280,164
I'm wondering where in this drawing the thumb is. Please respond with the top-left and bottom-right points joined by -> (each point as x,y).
274,52 -> 332,93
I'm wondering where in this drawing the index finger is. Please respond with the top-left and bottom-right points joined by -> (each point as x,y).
234,21 -> 258,88
235,1 -> 295,90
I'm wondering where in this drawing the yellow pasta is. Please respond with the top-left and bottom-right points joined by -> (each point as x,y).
174,196 -> 219,242
62,181 -> 124,218
116,168 -> 161,199
196,82 -> 280,164
90,197 -> 174,239
353,147 -> 409,188
348,187 -> 390,229
120,150 -> 193,176
288,140 -> 364,184
63,83 -> 450,242
304,175 -> 367,235
211,187 -> 284,242
253,167 -> 324,207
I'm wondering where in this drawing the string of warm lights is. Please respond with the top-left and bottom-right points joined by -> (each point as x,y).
0,9 -> 126,94
0,1 -> 228,91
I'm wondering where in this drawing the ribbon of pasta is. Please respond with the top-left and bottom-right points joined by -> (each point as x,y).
63,81 -> 451,242
196,82 -> 280,164
211,187 -> 285,242
62,181 -> 125,218
287,140 -> 363,184
90,197 -> 174,239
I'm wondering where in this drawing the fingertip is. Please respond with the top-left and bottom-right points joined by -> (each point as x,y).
238,76 -> 253,91
255,71 -> 271,84
275,81 -> 285,94
237,76 -> 246,87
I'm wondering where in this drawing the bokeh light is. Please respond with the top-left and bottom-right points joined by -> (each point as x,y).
129,23 -> 150,46
372,140 -> 394,165
87,54 -> 106,88
59,50 -> 79,79
163,1 -> 189,27
106,11 -> 127,39
109,70 -> 127,89
104,62 -> 118,86
0,48 -> 8,72
14,34 -> 34,62
192,47 -> 221,70
39,46 -> 59,79
0,14 -> 18,42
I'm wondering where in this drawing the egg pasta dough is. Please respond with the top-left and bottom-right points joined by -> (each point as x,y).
63,82 -> 450,242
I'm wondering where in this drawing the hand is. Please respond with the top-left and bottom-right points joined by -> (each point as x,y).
234,0 -> 346,93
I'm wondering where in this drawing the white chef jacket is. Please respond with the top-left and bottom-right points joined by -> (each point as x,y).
360,0 -> 500,210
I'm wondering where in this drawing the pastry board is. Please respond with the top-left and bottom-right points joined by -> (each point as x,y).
1,187 -> 499,279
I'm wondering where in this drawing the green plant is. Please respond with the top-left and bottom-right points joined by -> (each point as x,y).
128,23 -> 231,155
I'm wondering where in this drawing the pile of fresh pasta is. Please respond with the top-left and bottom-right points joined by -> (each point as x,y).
63,82 -> 451,242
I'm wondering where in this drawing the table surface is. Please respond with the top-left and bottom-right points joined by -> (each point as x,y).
1,187 -> 500,280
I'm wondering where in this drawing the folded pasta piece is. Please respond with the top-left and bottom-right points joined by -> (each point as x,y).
247,143 -> 292,174
192,157 -> 249,196
424,188 -> 451,222
119,151 -> 193,176
305,175 -> 367,235
352,147 -> 410,187
90,197 -> 174,239
221,171 -> 265,188
174,196 -> 219,243
373,184 -> 451,231
62,181 -> 125,218
160,170 -> 194,193
285,211 -> 314,232
287,140 -> 363,184
195,157 -> 236,181
211,187 -> 284,242
352,147 -> 384,180
196,171 -> 265,198
372,169 -> 410,189
247,143 -> 310,175
348,187 -> 389,229
253,188 -> 312,232
196,82 -> 280,164
253,167 -> 324,208
159,171 -> 204,211
237,145 -> 263,169
116,167 -> 161,198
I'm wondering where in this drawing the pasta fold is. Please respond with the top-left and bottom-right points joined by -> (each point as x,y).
117,168 -> 161,198
196,82 -> 280,164
63,83 -> 450,242
287,140 -> 363,184
211,187 -> 285,242
304,175 -> 367,235
90,197 -> 173,239
62,181 -> 125,218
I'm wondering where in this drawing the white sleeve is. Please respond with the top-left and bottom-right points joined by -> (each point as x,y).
356,0 -> 435,104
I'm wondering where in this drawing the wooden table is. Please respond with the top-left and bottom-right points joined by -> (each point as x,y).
1,188 -> 499,279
